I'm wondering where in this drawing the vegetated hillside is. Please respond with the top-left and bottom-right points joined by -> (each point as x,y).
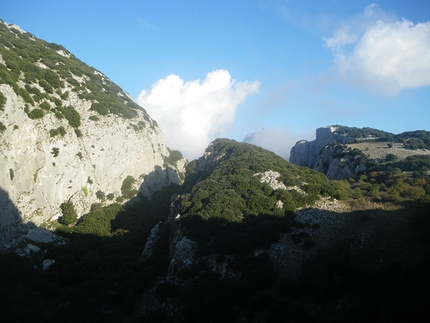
138,139 -> 430,322
0,138 -> 430,322
291,125 -> 430,182
174,138 -> 344,253
333,125 -> 430,150
0,19 -> 186,248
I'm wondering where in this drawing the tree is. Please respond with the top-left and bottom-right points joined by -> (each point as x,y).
385,153 -> 397,162
59,201 -> 77,225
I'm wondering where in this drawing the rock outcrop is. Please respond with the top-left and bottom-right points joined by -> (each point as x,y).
289,126 -> 352,168
0,21 -> 186,248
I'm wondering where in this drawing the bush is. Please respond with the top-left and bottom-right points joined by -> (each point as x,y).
51,147 -> 59,157
27,108 -> 44,119
0,92 -> 6,109
58,105 -> 81,128
58,201 -> 77,225
49,126 -> 66,137
121,175 -> 138,199
96,190 -> 105,201
90,102 -> 109,116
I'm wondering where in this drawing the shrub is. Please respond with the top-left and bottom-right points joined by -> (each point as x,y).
39,101 -> 51,110
121,175 -> 138,199
74,128 -> 83,137
27,108 -> 44,119
49,126 -> 66,137
81,186 -> 88,197
58,105 -> 81,128
0,121 -> 5,133
90,102 -> 109,116
51,147 -> 59,157
0,92 -> 6,109
58,201 -> 77,225
96,190 -> 105,201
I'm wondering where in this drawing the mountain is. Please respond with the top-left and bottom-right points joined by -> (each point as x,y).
0,136 -> 429,322
138,138 -> 430,321
290,125 -> 430,180
1,20 -> 430,322
0,20 -> 186,248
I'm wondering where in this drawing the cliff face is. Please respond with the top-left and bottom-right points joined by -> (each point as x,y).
0,21 -> 185,248
289,126 -> 352,168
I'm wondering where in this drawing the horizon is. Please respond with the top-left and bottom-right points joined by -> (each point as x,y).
1,0 -> 429,160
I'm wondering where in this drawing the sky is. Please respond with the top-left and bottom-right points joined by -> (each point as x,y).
1,0 -> 430,160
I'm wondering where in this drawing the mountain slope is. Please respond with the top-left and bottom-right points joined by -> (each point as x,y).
0,20 -> 185,248
138,139 -> 430,322
290,125 -> 430,180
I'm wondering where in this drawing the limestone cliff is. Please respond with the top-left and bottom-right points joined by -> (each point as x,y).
0,21 -> 186,248
289,126 -> 352,168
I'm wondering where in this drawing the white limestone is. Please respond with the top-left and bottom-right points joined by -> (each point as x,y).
0,80 -> 185,248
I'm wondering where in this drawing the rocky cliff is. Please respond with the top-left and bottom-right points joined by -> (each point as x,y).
289,126 -> 352,168
0,21 -> 185,248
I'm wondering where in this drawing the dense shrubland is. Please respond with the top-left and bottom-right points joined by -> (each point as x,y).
334,125 -> 430,150
0,19 -> 152,132
0,138 -> 430,321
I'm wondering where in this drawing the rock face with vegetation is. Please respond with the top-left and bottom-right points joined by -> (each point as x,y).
290,125 -> 430,180
1,20 -> 430,323
289,126 -> 352,168
0,20 -> 185,248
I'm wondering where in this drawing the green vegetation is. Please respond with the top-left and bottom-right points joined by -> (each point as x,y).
176,139 -> 349,253
164,149 -> 183,167
0,91 -> 6,109
0,121 -> 5,132
96,190 -> 105,201
334,125 -> 395,142
49,126 -> 66,137
121,175 -> 138,199
51,147 -> 59,157
26,108 -> 44,119
333,126 -> 430,150
81,186 -> 88,197
57,105 -> 81,128
397,130 -> 430,149
9,168 -> 14,180
0,133 -> 430,322
0,18 -> 148,125
58,201 -> 77,225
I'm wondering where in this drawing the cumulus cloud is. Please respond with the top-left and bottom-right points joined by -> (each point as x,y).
324,4 -> 430,94
137,70 -> 260,160
243,127 -> 314,160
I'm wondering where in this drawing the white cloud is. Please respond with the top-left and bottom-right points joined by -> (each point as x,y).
325,4 -> 430,94
137,70 -> 260,160
243,127 -> 313,160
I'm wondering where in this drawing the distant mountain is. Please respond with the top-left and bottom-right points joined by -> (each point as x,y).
290,125 -> 430,180
0,20 -> 185,248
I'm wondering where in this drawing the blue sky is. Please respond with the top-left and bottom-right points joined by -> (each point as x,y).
1,0 -> 430,160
